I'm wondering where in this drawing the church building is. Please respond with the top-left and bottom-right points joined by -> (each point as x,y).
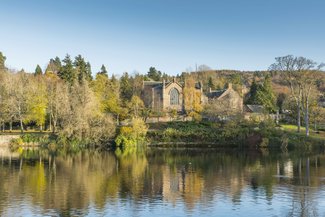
141,78 -> 243,114
142,79 -> 203,112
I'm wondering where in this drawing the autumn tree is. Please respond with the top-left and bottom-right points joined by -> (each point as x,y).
92,72 -> 122,123
270,55 -> 323,136
128,95 -> 145,118
25,76 -> 48,130
60,80 -> 115,142
45,72 -> 70,133
183,76 -> 203,121
4,72 -> 29,132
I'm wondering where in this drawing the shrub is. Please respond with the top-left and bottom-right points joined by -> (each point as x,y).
115,118 -> 148,147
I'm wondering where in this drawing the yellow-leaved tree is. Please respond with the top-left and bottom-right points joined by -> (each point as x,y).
183,76 -> 203,121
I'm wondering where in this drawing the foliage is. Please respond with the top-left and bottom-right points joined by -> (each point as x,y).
0,51 -> 6,70
115,118 -> 148,147
120,72 -> 133,101
45,57 -> 61,75
98,64 -> 108,76
183,76 -> 203,120
127,95 -> 145,118
58,54 -> 77,84
34,65 -> 43,76
74,54 -> 92,82
147,67 -> 162,81
246,76 -> 276,112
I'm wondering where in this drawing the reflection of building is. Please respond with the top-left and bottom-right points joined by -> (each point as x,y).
161,165 -> 205,209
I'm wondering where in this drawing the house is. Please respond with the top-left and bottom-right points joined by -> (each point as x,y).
206,83 -> 243,113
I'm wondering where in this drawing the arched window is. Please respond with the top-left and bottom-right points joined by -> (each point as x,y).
170,88 -> 179,105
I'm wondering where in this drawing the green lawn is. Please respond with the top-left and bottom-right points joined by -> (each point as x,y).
281,124 -> 325,140
0,130 -> 51,135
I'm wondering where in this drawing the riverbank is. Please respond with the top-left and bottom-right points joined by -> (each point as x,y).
147,121 -> 325,149
2,121 -> 325,150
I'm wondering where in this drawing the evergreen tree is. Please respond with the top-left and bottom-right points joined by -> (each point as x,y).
74,55 -> 92,83
86,62 -> 92,81
147,67 -> 162,81
120,72 -> 133,101
59,54 -> 76,84
34,64 -> 43,76
247,79 -> 258,104
0,52 -> 6,71
208,77 -> 215,90
111,74 -> 117,84
247,76 -> 276,112
45,56 -> 61,74
98,64 -> 108,77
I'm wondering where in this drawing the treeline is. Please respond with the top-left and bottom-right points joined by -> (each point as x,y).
0,52 -> 201,144
0,51 -> 325,142
196,56 -> 325,136
0,54 -> 117,143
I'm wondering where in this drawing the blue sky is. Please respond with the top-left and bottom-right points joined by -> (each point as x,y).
0,0 -> 324,76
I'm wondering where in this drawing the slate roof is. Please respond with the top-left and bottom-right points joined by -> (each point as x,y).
143,80 -> 201,89
206,89 -> 227,99
245,104 -> 265,113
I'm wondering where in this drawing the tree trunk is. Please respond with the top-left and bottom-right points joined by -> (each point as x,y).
20,118 -> 24,133
314,120 -> 317,132
297,97 -> 301,133
297,100 -> 301,133
49,113 -> 52,132
305,95 -> 309,136
52,119 -> 57,133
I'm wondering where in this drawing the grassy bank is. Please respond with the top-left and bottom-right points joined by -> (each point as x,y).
147,121 -> 325,149
281,124 -> 325,140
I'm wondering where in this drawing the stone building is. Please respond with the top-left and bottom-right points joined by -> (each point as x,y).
206,83 -> 243,113
142,79 -> 243,113
142,79 -> 203,112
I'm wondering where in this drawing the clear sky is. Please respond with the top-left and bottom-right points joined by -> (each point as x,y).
1,0 -> 324,76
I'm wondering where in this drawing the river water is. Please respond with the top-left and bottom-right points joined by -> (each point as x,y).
0,147 -> 325,217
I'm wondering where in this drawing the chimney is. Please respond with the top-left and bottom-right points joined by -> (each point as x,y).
209,87 -> 212,93
173,77 -> 176,83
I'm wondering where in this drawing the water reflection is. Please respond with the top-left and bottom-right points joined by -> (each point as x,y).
1,147 -> 325,216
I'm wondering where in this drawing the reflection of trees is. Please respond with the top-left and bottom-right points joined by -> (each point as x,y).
0,148 -> 325,216
0,149 -> 117,216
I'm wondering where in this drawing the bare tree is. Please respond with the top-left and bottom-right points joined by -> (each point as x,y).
270,55 -> 323,136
